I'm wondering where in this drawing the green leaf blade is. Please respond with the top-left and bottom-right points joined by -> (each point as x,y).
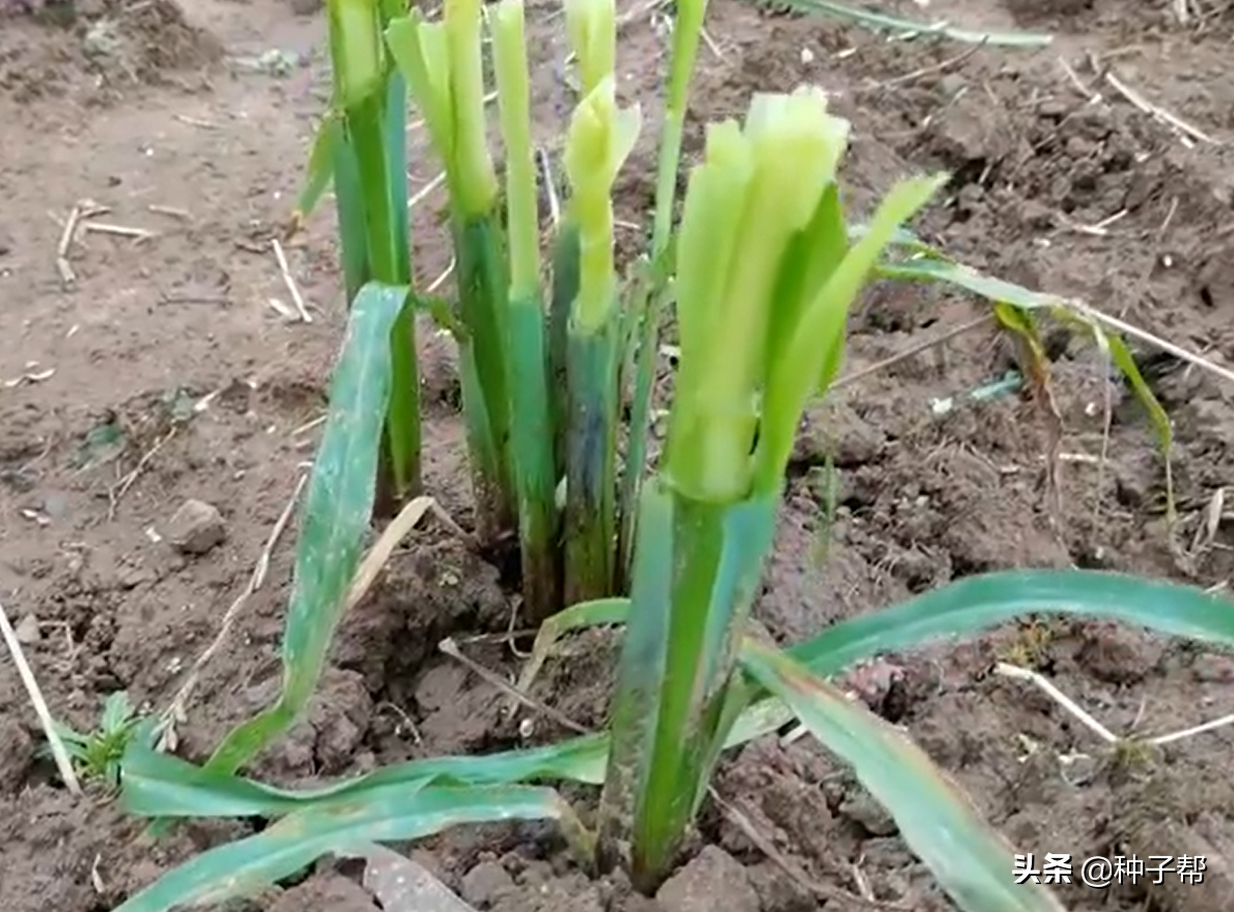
293,114 -> 342,230
205,283 -> 409,776
121,733 -> 610,820
790,569 -> 1234,676
112,785 -> 575,912
739,640 -> 1067,912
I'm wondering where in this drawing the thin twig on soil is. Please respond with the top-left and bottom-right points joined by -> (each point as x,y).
174,114 -> 219,129
83,221 -> 155,243
710,792 -> 911,910
271,238 -> 312,323
999,661 -> 1234,751
439,637 -> 591,734
376,700 -> 423,743
148,204 -> 191,221
1151,710 -> 1234,746
1057,56 -> 1103,104
344,496 -> 476,614
0,597 -> 81,794
427,258 -> 456,294
831,315 -> 993,392
857,41 -> 984,93
159,292 -> 231,306
158,473 -> 307,749
108,427 -> 177,520
994,662 -> 1118,744
290,413 -> 327,436
1055,208 -> 1129,237
56,202 -> 84,287
1066,298 -> 1234,388
1103,70 -> 1221,146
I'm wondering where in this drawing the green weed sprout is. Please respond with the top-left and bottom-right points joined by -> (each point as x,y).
44,691 -> 140,790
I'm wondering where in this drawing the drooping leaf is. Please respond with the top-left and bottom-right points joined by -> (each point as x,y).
205,283 -> 409,775
121,733 -> 609,819
291,113 -> 343,233
131,572 -> 1234,832
875,253 -> 1175,510
739,640 -> 1066,912
795,569 -> 1234,675
728,569 -> 1234,743
112,785 -> 582,912
747,0 -> 1052,46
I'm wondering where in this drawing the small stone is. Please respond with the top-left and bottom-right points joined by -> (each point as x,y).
40,489 -> 69,519
656,847 -> 760,912
746,861 -> 814,912
165,499 -> 226,555
861,836 -> 914,869
460,860 -> 514,908
1192,654 -> 1234,684
1076,622 -> 1164,685
839,792 -> 898,837
14,613 -> 40,644
0,718 -> 33,793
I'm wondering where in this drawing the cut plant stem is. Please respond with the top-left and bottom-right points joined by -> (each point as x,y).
387,2 -> 516,542
598,88 -> 943,889
564,310 -> 621,603
327,0 -> 421,504
561,76 -> 640,604
598,478 -> 778,888
492,0 -> 561,621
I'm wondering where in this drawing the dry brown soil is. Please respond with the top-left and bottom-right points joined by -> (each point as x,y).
2,0 -> 1234,910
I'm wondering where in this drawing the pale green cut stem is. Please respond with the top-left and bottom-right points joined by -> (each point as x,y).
330,0 -> 383,106
445,0 -> 499,216
565,0 -> 616,95
491,0 -> 540,295
573,190 -> 617,332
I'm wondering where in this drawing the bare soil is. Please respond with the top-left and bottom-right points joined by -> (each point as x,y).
2,1 -> 1234,911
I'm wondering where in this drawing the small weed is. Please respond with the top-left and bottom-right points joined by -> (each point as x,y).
997,620 -> 1054,669
41,691 -> 142,790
